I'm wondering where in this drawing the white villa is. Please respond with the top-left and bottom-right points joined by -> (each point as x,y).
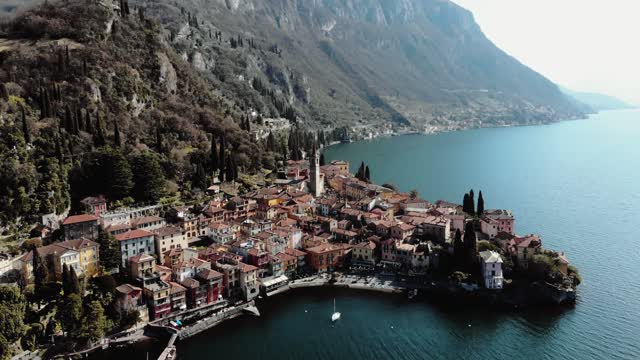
479,250 -> 504,290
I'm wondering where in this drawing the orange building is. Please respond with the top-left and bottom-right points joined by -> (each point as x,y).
305,243 -> 351,272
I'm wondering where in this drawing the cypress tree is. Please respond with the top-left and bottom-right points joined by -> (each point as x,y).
246,117 -> 251,133
319,153 -> 326,166
21,106 -> 30,143
453,228 -> 465,269
0,82 -> 8,100
210,134 -> 218,174
32,249 -> 47,293
113,117 -> 121,147
156,126 -> 163,152
225,154 -> 235,182
463,193 -> 470,214
55,135 -> 64,164
194,162 -> 207,190
267,131 -> 276,152
39,87 -> 46,119
356,161 -> 365,180
69,266 -> 80,296
477,191 -> 485,216
463,221 -> 477,268
364,165 -> 371,182
45,87 -> 52,118
218,135 -> 226,178
85,110 -> 93,134
64,105 -> 73,132
57,50 -> 65,74
72,110 -> 79,135
65,46 -> 70,71
76,107 -> 83,132
94,112 -> 106,147
61,263 -> 69,296
469,190 -> 475,216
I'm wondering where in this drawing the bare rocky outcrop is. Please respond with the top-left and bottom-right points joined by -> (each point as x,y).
157,52 -> 178,94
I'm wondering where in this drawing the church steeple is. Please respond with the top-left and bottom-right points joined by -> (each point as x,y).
309,145 -> 323,197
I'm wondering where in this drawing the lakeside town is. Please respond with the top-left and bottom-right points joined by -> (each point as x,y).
0,151 -> 581,359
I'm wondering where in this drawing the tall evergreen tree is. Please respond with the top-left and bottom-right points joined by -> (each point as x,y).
155,126 -> 163,152
85,110 -> 93,134
76,107 -> 84,132
96,229 -> 121,271
218,135 -> 226,179
225,154 -> 235,182
21,106 -> 30,143
131,152 -> 166,203
356,161 -> 365,180
463,193 -> 470,213
81,301 -> 107,344
58,294 -> 82,335
194,162 -> 208,190
469,189 -> 475,216
106,150 -> 133,200
94,112 -> 106,147
463,221 -> 477,268
267,131 -> 276,152
113,118 -> 121,147
210,134 -> 218,174
477,191 -> 485,216
319,153 -> 326,166
453,229 -> 465,269
32,249 -> 47,294
64,105 -> 73,132
69,266 -> 81,296
364,165 -> 371,182
61,263 -> 70,296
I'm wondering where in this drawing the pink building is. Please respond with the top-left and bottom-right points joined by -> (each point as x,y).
485,209 -> 515,234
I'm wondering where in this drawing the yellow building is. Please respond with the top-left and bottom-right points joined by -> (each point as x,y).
18,238 -> 100,281
153,226 -> 188,260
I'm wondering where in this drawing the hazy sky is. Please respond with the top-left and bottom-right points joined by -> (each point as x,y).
452,0 -> 640,104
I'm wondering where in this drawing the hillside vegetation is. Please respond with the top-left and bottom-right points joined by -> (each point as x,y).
0,0 -> 302,232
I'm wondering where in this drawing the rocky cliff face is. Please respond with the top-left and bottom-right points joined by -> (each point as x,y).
136,0 -> 584,130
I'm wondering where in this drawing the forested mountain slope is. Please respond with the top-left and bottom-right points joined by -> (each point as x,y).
135,0 -> 585,130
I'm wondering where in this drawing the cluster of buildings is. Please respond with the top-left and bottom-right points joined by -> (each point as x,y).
9,152 -> 571,322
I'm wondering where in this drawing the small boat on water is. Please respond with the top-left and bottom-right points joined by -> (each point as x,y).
331,298 -> 341,322
407,289 -> 418,300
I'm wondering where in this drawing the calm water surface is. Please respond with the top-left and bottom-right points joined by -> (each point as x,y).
93,110 -> 640,359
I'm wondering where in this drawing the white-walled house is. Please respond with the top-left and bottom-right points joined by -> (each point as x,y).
115,229 -> 156,268
479,250 -> 504,290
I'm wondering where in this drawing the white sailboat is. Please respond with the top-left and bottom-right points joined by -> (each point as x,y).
331,298 -> 341,322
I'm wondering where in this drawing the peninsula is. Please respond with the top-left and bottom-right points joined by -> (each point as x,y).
0,153 -> 581,359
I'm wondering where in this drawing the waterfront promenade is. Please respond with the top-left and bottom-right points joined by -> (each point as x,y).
274,273 -> 408,296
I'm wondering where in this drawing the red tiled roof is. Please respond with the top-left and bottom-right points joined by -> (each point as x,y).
115,229 -> 154,241
169,282 -> 187,294
284,248 -> 307,257
62,214 -> 98,225
276,252 -> 296,262
197,268 -> 223,280
239,262 -> 258,273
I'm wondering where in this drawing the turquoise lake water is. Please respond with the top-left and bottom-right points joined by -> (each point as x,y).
92,110 -> 640,359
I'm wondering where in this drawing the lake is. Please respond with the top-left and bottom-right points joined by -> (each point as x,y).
92,110 -> 640,359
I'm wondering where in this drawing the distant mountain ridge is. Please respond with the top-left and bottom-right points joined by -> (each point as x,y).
134,0 -> 585,130
561,87 -> 634,112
